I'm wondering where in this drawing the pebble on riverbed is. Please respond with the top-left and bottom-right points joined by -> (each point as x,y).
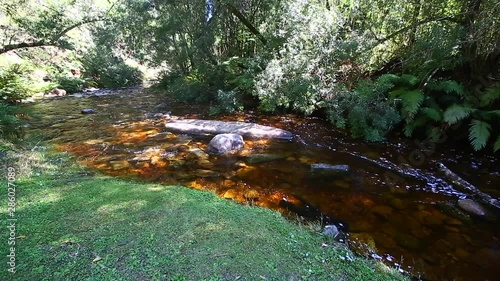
81,108 -> 96,114
457,199 -> 487,217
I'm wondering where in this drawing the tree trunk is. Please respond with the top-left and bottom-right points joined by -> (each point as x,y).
225,3 -> 266,45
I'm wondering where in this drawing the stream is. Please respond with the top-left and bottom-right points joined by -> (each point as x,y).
25,87 -> 500,281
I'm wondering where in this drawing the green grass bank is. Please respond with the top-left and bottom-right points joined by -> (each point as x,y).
0,143 -> 408,281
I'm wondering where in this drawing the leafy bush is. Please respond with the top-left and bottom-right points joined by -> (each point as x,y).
160,71 -> 213,103
81,47 -> 143,88
0,103 -> 28,140
0,64 -> 35,103
327,80 -> 401,142
55,75 -> 90,93
381,74 -> 500,151
209,90 -> 244,116
254,1 -> 372,116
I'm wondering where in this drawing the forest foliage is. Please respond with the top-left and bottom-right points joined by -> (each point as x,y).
1,0 -> 499,152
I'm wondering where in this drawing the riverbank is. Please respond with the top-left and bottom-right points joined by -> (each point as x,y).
0,142 -> 407,281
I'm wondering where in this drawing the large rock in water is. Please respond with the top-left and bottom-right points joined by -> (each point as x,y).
207,133 -> 244,155
164,119 -> 294,140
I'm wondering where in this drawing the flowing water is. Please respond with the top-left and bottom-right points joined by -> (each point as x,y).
25,87 -> 500,281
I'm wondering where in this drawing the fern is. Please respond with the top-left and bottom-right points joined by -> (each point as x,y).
443,104 -> 475,125
403,115 -> 427,137
426,127 -> 442,142
400,74 -> 419,87
421,107 -> 442,122
376,74 -> 401,93
399,90 -> 424,118
480,84 -> 500,107
427,80 -> 465,97
494,135 -> 500,152
469,119 -> 491,151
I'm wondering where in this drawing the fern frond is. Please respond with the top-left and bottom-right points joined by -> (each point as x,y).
421,107 -> 442,122
494,135 -> 500,152
400,74 -> 419,87
443,104 -> 475,125
376,74 -> 400,92
399,90 -> 424,118
427,80 -> 465,97
468,119 -> 491,151
426,127 -> 442,142
479,84 -> 500,107
403,115 -> 427,137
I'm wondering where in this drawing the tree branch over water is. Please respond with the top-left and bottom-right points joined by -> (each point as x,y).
0,17 -> 107,54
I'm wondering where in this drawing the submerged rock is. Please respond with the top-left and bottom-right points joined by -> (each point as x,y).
349,233 -> 377,256
186,148 -> 209,160
309,163 -> 350,177
457,199 -> 487,217
207,133 -> 244,155
223,189 -> 237,199
81,108 -> 96,114
244,189 -> 260,200
245,154 -> 286,164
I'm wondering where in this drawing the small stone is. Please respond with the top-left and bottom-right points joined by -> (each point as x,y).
197,159 -> 214,169
187,148 -> 209,160
349,233 -> 377,256
371,205 -> 393,217
109,160 -> 131,170
388,198 -> 406,210
223,189 -> 237,199
244,190 -> 259,200
195,169 -> 220,178
81,108 -> 96,114
323,225 -> 340,239
457,199 -> 487,217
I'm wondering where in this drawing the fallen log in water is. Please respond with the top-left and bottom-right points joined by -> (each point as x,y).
437,162 -> 500,210
345,152 -> 459,196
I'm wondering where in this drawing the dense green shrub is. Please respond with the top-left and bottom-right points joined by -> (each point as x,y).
160,70 -> 214,103
254,1 -> 372,116
378,74 -> 500,151
0,64 -> 35,103
327,80 -> 401,142
55,75 -> 90,93
81,47 -> 143,88
209,90 -> 244,116
0,103 -> 28,140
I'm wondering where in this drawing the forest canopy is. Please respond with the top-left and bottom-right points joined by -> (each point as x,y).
1,0 -> 499,151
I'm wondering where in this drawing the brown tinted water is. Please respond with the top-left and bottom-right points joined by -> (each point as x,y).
26,88 -> 500,281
